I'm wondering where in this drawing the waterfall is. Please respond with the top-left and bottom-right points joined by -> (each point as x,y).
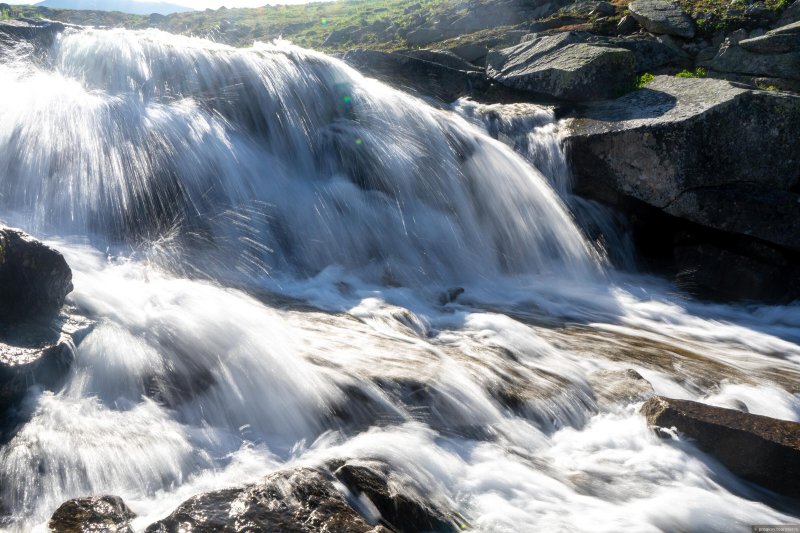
0,27 -> 798,532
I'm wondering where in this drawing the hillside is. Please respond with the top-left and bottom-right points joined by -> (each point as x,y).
36,0 -> 193,15
1,0 -> 793,51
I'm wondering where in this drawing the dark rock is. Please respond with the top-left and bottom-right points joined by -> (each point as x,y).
628,0 -> 696,39
146,468 -> 388,533
673,238 -> 800,301
486,32 -> 636,101
49,495 -> 135,533
665,185 -> 800,252
777,0 -> 800,26
739,32 -> 800,53
145,462 -> 460,533
564,76 -> 800,300
0,227 -> 73,322
342,49 -> 526,103
0,18 -> 66,49
770,19 -> 800,35
728,28 -> 750,44
641,396 -> 800,497
0,314 -> 92,423
332,460 -> 465,533
617,14 -> 641,35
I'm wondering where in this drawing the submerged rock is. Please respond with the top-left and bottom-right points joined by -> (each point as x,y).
628,0 -> 696,39
641,396 -> 800,497
486,32 -> 636,101
0,227 -> 73,322
49,495 -> 135,533
588,368 -> 655,409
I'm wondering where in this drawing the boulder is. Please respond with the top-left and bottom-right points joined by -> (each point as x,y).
145,463 -> 461,533
641,396 -> 800,497
0,227 -> 73,322
49,496 -> 135,533
711,39 -> 800,80
607,35 -> 684,71
486,32 -> 636,100
564,76 -> 800,300
564,76 -> 800,212
628,0 -> 696,39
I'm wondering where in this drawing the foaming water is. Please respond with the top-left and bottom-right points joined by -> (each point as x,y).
0,27 -> 797,532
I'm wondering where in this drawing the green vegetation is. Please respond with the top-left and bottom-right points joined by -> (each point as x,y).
636,72 -> 656,88
675,67 -> 707,78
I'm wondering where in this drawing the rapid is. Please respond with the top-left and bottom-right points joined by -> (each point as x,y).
0,27 -> 798,531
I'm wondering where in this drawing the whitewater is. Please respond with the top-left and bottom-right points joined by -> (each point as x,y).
0,27 -> 798,531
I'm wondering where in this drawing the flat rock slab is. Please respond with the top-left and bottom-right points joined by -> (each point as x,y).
628,0 -> 696,39
487,32 -> 636,101
641,396 -> 800,497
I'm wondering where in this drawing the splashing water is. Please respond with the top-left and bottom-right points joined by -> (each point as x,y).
0,27 -> 798,532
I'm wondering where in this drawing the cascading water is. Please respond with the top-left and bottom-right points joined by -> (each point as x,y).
0,27 -> 798,532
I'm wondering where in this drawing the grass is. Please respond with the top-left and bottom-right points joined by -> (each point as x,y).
675,67 -> 707,78
635,72 -> 656,88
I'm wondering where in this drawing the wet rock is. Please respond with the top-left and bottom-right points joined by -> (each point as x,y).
342,49 -> 524,103
331,460 -> 465,533
486,32 -> 636,100
0,227 -> 73,322
641,396 -> 800,497
0,18 -> 66,50
588,368 -> 654,408
0,314 -> 92,422
49,495 -> 135,533
146,467 -> 389,532
628,0 -> 696,39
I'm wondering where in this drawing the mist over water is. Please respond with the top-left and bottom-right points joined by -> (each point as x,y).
0,28 -> 798,531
